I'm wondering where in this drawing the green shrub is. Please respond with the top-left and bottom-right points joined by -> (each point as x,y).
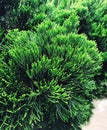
16,0 -> 48,30
0,0 -> 48,31
0,0 -> 105,129
50,9 -> 79,33
74,0 -> 107,52
72,0 -> 107,98
0,0 -> 79,32
0,27 -> 102,129
94,52 -> 107,98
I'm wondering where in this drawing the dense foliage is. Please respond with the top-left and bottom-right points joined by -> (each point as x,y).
73,0 -> 107,98
0,0 -> 106,129
0,28 -> 101,130
74,0 -> 107,52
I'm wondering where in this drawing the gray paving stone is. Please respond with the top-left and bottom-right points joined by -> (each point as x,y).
82,99 -> 107,130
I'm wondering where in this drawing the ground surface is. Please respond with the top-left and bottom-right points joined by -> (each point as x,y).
82,99 -> 107,130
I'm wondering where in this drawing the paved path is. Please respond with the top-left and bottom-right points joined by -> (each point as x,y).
82,99 -> 107,130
